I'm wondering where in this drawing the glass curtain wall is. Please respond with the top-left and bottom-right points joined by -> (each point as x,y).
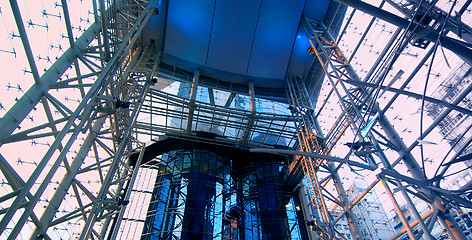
140,149 -> 303,240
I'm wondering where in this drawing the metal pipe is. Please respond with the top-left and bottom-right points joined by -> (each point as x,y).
224,92 -> 236,107
345,79 -> 472,116
383,180 -> 417,240
389,208 -> 435,240
378,112 -> 467,239
433,196 -> 465,240
396,180 -> 435,240
384,0 -> 472,44
348,178 -> 380,209
382,45 -> 435,114
414,209 -> 441,239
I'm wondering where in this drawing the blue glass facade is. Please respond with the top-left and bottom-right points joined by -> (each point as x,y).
140,148 -> 303,240
141,149 -> 237,239
242,162 -> 298,239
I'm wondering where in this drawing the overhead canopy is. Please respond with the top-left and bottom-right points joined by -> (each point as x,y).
142,0 -> 333,93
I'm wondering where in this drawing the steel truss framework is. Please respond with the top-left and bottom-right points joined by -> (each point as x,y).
0,0 -> 472,240
290,0 -> 472,239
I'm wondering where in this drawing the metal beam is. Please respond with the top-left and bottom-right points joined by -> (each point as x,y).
384,0 -> 472,44
391,74 -> 472,168
382,46 -> 435,113
384,180 -> 418,240
9,0 -> 40,84
0,1 -> 158,236
241,81 -> 256,145
0,154 -> 44,235
388,209 -> 435,240
186,69 -> 200,134
107,143 -> 147,239
98,0 -> 110,60
78,69 -> 153,240
345,79 -> 472,116
328,162 -> 362,239
0,22 -> 101,140
381,169 -> 472,208
31,116 -> 107,239
250,148 -> 376,170
377,113 -> 468,239
304,8 -> 468,239
224,92 -> 236,107
333,0 -> 472,66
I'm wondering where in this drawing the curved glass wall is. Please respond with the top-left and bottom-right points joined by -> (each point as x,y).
141,149 -> 237,239
242,161 -> 301,240
140,149 -> 303,240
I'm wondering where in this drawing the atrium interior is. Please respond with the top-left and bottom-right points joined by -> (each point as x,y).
1,0 -> 472,239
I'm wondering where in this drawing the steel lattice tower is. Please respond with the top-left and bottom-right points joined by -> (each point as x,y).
1,0 -> 472,239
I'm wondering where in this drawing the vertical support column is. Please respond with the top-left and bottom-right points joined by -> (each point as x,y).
237,178 -> 246,240
396,180 -> 435,240
208,88 -> 215,105
241,81 -> 256,145
293,189 -> 310,240
181,172 -> 216,239
98,0 -> 110,60
186,69 -> 200,135
242,160 -> 293,239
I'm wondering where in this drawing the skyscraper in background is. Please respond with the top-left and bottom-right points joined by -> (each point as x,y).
330,182 -> 395,240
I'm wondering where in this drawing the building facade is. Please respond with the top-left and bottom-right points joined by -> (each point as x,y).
330,182 -> 395,240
